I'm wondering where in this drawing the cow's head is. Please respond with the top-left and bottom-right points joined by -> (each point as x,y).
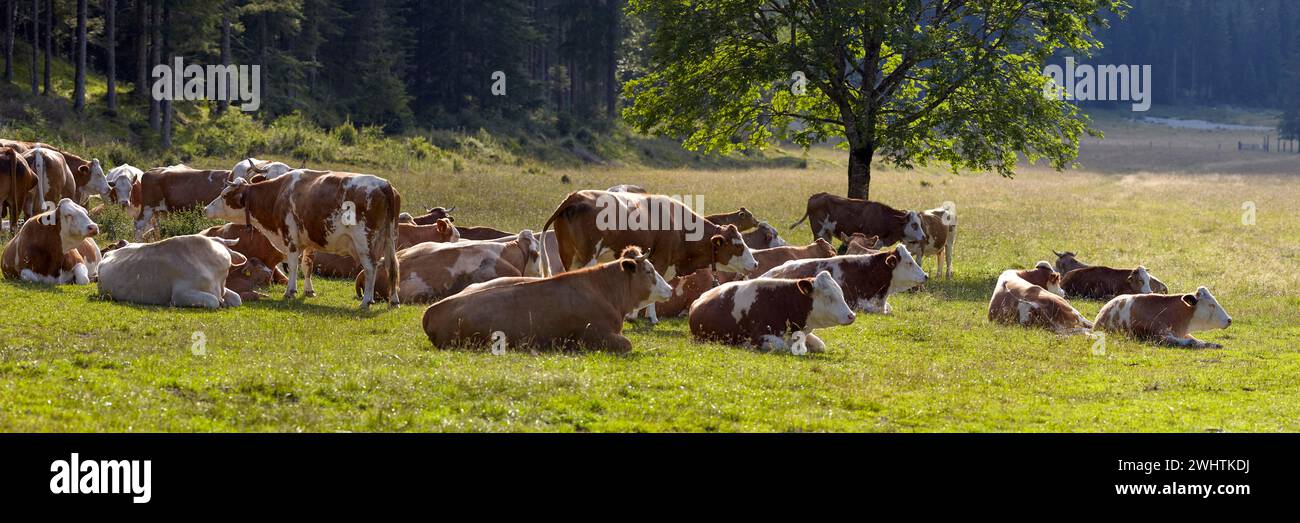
52,198 -> 98,247
205,178 -> 252,223
810,238 -> 836,258
423,206 -> 455,223
1034,261 -> 1066,297
747,221 -> 784,248
902,210 -> 925,243
107,168 -> 138,206
1184,286 -> 1231,332
801,270 -> 856,329
886,246 -> 927,294
236,257 -> 275,287
1127,266 -> 1153,294
81,158 -> 110,197
433,218 -> 460,242
516,229 -> 543,277
731,207 -> 759,231
1052,250 -> 1086,273
100,239 -> 130,256
620,246 -> 673,309
712,224 -> 758,274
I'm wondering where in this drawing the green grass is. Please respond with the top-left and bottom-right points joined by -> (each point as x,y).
3,115 -> 1299,432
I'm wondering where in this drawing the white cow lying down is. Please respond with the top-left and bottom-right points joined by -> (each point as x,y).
97,235 -> 248,308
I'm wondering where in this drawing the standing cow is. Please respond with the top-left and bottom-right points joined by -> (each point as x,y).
789,192 -> 925,246
903,205 -> 956,279
133,165 -> 233,239
0,147 -> 39,229
203,169 -> 401,310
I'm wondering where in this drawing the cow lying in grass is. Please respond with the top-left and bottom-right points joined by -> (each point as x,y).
987,269 -> 1092,335
362,231 -> 542,304
1061,265 -> 1156,300
97,235 -> 247,308
422,247 -> 671,353
689,271 -> 856,355
761,247 -> 927,315
1053,250 -> 1169,293
2,199 -> 99,285
1095,287 -> 1232,348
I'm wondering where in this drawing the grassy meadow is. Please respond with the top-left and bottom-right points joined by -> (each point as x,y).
2,108 -> 1300,432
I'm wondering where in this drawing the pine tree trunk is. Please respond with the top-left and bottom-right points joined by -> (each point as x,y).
847,144 -> 873,200
105,0 -> 116,113
73,0 -> 86,111
148,0 -> 160,130
28,0 -> 36,95
160,4 -> 170,148
40,0 -> 48,95
604,0 -> 618,119
216,5 -> 229,115
4,0 -> 13,82
134,0 -> 146,101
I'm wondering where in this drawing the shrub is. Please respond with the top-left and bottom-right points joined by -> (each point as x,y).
332,120 -> 359,146
156,207 -> 223,239
91,203 -> 135,242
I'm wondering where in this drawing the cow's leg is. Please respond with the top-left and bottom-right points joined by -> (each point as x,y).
757,335 -> 788,353
300,250 -> 316,297
1162,334 -> 1220,349
221,288 -> 243,308
172,288 -> 222,309
804,332 -> 826,353
357,256 -> 378,311
283,249 -> 300,299
580,330 -> 632,355
133,207 -> 153,241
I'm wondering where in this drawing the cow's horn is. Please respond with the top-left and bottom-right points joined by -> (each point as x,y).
1052,250 -> 1063,257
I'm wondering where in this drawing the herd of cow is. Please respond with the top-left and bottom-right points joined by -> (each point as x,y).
0,138 -> 1232,354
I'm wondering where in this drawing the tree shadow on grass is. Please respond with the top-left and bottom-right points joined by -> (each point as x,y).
85,292 -> 391,318
910,273 -> 1000,303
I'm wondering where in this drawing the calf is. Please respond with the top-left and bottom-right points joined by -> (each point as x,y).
1095,287 -> 1231,348
1015,261 -> 1065,296
689,271 -> 856,355
789,192 -> 925,246
0,147 -> 39,229
200,223 -> 288,283
761,247 -> 927,314
742,222 -> 786,249
987,270 -> 1092,335
361,231 -> 541,303
705,207 -> 759,231
843,233 -> 882,255
1052,250 -> 1169,293
422,247 -> 672,353
204,169 -> 402,309
1061,265 -> 1154,299
1,199 -> 99,284
653,268 -> 718,318
134,165 -> 233,239
105,164 -> 143,207
97,235 -> 248,308
903,206 -> 956,279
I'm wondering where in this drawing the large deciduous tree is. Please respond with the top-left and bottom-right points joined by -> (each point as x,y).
624,0 -> 1126,200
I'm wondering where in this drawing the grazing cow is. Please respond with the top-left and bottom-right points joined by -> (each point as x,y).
307,218 -> 459,277
105,164 -> 143,207
789,192 -> 925,246
22,146 -> 77,216
689,271 -> 856,355
203,169 -> 401,309
1052,250 -> 1169,293
705,207 -> 760,231
361,231 -> 541,303
407,206 -> 455,225
1095,287 -> 1231,348
761,247 -> 927,314
742,222 -> 786,249
1015,261 -> 1065,296
903,206 -> 956,279
225,256 -> 277,301
1061,265 -> 1154,300
133,165 -> 233,239
0,147 -> 39,229
422,247 -> 673,353
1,199 -> 99,284
987,270 -> 1092,335
97,235 -> 248,308
843,233 -> 882,255
606,184 -> 647,193
200,224 -> 288,283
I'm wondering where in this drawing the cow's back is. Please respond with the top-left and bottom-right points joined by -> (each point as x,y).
98,236 -> 229,304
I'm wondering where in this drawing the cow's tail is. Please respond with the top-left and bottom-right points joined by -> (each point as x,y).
32,146 -> 47,213
539,196 -> 570,278
384,184 -> 401,305
788,208 -> 810,230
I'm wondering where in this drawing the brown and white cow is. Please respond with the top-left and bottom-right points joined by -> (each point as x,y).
741,239 -> 837,278
843,233 -> 882,255
308,218 -> 459,278
0,147 -> 39,229
1061,265 -> 1154,300
789,192 -> 925,246
761,247 -> 927,314
361,231 -> 541,303
0,139 -> 34,153
705,207 -> 760,231
987,270 -> 1092,335
22,146 -> 77,216
1052,250 -> 1169,293
201,223 -> 288,283
422,247 -> 673,353
1015,261 -> 1065,296
689,271 -> 856,355
97,235 -> 248,308
1,199 -> 99,285
742,221 -> 786,249
903,206 -> 956,279
55,150 -> 109,206
1095,287 -> 1232,348
133,165 -> 233,239
234,158 -> 293,181
541,190 -> 758,323
407,206 -> 455,225
105,164 -> 143,207
203,169 -> 401,309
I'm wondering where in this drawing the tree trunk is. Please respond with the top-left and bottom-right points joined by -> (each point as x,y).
134,0 -> 146,101
73,0 -> 85,111
105,0 -> 116,113
148,0 -> 160,130
160,4 -> 170,149
216,5 -> 230,115
4,0 -> 13,83
40,0 -> 47,95
28,0 -> 36,95
847,144 -> 873,200
604,0 -> 619,119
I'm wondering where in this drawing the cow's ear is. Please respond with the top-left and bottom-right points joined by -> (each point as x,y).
1181,294 -> 1198,307
885,254 -> 898,268
711,235 -> 725,247
1048,273 -> 1060,284
797,278 -> 814,295
435,219 -> 448,233
249,174 -> 266,184
78,165 -> 90,176
620,259 -> 637,273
